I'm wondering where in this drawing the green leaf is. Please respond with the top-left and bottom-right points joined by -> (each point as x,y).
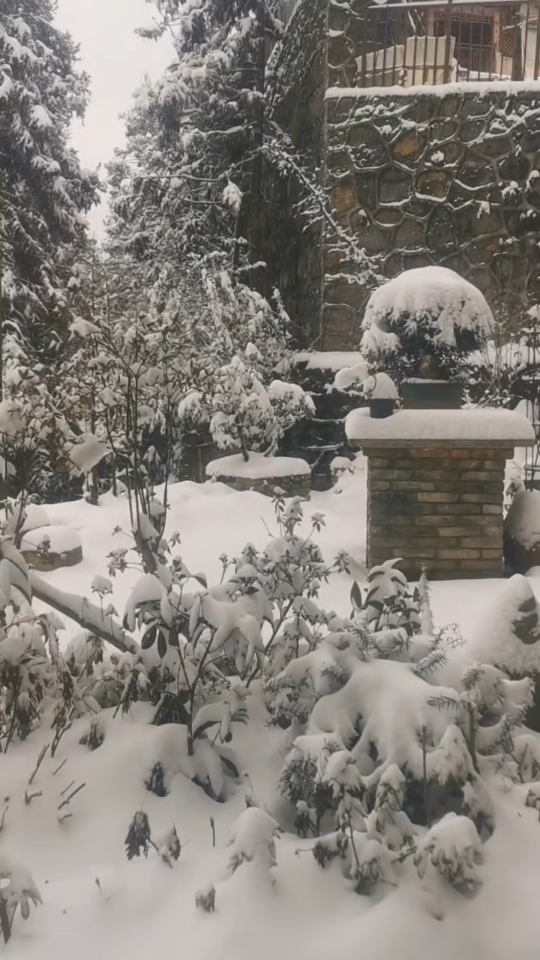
157,632 -> 168,659
350,581 -> 363,610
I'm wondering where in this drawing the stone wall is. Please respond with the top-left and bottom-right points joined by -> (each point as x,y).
366,444 -> 509,578
324,88 -> 540,349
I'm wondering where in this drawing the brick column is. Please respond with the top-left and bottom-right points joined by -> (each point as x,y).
365,443 -> 512,579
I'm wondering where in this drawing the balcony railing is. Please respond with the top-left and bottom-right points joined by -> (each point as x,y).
355,0 -> 540,88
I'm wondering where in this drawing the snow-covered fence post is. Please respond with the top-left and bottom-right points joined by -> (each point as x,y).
346,406 -> 534,580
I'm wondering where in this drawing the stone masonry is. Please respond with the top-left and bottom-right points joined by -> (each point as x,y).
346,407 -> 534,579
365,443 -> 509,579
261,0 -> 540,351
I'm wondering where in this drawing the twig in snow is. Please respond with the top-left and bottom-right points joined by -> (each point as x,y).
210,816 -> 216,847
60,780 -> 75,797
0,806 -> 8,832
58,782 -> 86,810
53,758 -> 68,776
28,744 -> 50,785
24,790 -> 43,806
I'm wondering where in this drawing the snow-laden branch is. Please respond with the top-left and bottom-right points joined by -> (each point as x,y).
29,573 -> 139,655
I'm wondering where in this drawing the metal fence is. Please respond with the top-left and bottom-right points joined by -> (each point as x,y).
355,0 -> 540,88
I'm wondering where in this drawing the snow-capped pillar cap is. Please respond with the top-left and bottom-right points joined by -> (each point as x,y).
345,407 -> 536,448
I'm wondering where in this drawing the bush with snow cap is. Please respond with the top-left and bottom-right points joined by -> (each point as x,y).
361,266 -> 494,382
180,346 -> 313,462
363,372 -> 398,401
414,813 -> 483,893
227,807 -> 281,881
0,861 -> 42,942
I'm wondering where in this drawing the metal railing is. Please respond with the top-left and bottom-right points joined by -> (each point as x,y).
354,0 -> 540,88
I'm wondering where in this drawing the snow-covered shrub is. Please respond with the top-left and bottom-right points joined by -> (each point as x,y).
0,625 -> 53,747
227,807 -> 281,883
361,266 -> 494,383
414,813 -> 483,894
470,574 -> 540,730
195,885 -> 216,913
180,348 -> 313,461
346,557 -> 422,639
0,861 -> 42,943
505,480 -> 540,553
363,373 -> 399,401
125,811 -> 153,859
262,547 -> 536,899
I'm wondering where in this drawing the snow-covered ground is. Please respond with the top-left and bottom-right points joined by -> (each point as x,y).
4,465 -> 540,960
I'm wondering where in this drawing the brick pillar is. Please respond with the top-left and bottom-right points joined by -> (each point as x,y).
365,444 -> 513,579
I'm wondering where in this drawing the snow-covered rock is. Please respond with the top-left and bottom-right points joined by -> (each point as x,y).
206,453 -> 311,499
20,526 -> 83,571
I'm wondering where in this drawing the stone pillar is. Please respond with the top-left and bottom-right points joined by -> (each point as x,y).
345,408 -> 535,580
365,444 -> 510,578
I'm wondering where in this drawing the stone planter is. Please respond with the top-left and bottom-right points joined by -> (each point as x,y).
369,398 -> 395,419
206,453 -> 312,499
20,526 -> 83,571
401,380 -> 463,410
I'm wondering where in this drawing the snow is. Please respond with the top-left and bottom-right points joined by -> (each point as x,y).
8,474 -> 540,959
69,434 -> 109,474
334,359 -> 369,392
346,407 -> 535,444
294,351 -> 363,372
361,267 -> 494,356
206,453 -> 311,479
364,372 -> 399,401
268,379 -> 315,413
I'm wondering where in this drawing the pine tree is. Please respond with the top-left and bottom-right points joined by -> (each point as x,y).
0,0 -> 99,362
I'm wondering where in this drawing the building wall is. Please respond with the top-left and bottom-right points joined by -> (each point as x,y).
324,88 -> 540,349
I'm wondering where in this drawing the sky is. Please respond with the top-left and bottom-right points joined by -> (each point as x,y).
55,0 -> 174,238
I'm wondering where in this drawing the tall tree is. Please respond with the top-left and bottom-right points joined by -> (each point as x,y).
0,0 -> 99,363
108,0 -> 284,284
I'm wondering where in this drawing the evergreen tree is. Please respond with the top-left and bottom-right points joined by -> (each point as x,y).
0,0 -> 99,362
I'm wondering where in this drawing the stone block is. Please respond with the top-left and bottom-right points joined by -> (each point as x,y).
435,503 -> 483,515
369,468 -> 411,481
418,492 -> 459,503
458,470 -> 503,482
437,548 -> 481,560
333,182 -> 358,213
458,559 -> 503,572
483,503 -> 504,515
460,537 -> 501,548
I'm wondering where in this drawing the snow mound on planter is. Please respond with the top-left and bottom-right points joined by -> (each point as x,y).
206,453 -> 311,480
346,407 -> 534,443
362,266 -> 495,353
505,487 -> 540,549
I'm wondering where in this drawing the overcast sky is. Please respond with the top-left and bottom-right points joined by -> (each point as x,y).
55,0 -> 174,237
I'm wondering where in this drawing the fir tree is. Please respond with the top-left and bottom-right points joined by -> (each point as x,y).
0,0 -> 99,361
